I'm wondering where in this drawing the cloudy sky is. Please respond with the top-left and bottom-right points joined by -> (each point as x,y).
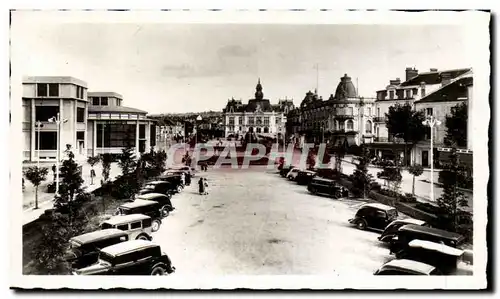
12,13 -> 473,113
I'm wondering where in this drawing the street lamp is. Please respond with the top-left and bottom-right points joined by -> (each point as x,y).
48,113 -> 68,196
196,115 -> 202,145
35,121 -> 43,169
422,115 -> 441,202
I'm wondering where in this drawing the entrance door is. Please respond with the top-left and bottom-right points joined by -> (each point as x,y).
422,150 -> 429,167
78,141 -> 84,155
139,140 -> 146,153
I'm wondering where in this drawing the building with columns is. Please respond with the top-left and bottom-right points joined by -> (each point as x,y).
87,92 -> 157,157
222,79 -> 294,140
22,76 -> 157,163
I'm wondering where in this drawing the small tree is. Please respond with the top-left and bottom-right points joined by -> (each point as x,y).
444,102 -> 468,148
333,144 -> 346,173
437,147 -> 470,232
87,156 -> 100,185
350,146 -> 374,199
408,164 -> 424,196
377,165 -> 402,194
24,166 -> 49,209
118,146 -> 137,176
100,153 -> 113,183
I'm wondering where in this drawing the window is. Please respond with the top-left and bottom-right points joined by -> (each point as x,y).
256,117 -> 262,125
248,117 -> 254,125
377,108 -> 380,117
238,117 -> 243,125
117,99 -> 121,106
97,123 -> 136,147
360,108 -> 364,116
276,117 -> 280,124
77,107 -> 85,123
92,97 -> 99,105
35,106 -> 59,122
346,120 -> 354,131
49,84 -> 59,97
365,120 -> 372,133
229,117 -> 235,125
37,84 -> 48,97
76,131 -> 85,140
368,107 -> 372,116
100,97 -> 108,106
139,124 -> 146,139
389,90 -> 395,100
264,117 -> 270,125
256,127 -> 262,133
421,88 -> 426,97
35,131 -> 57,150
130,222 -> 142,229
405,89 -> 412,98
150,125 -> 156,146
426,108 -> 433,116
347,107 -> 353,116
117,224 -> 128,231
76,86 -> 84,99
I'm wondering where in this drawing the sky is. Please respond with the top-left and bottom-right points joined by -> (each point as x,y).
12,14 -> 473,114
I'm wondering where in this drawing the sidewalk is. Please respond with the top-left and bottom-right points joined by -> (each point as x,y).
22,162 -> 121,225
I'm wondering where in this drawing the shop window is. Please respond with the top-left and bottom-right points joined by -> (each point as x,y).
35,106 -> 59,122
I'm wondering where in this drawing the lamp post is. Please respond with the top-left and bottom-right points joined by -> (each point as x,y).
422,115 -> 441,202
48,113 -> 68,196
35,121 -> 43,169
196,115 -> 202,145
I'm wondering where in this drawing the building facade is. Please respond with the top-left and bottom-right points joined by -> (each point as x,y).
22,76 -> 157,163
222,79 -> 294,140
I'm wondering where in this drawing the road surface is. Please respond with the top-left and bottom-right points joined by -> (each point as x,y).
152,167 -> 393,275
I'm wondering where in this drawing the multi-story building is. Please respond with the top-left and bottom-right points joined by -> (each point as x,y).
371,67 -> 472,164
222,79 -> 294,140
22,76 -> 89,162
87,92 -> 157,157
288,74 -> 375,147
22,76 -> 157,163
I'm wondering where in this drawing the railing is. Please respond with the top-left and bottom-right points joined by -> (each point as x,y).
333,113 -> 354,119
373,116 -> 387,123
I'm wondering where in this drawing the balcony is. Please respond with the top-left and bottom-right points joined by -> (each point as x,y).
373,116 -> 387,123
333,113 -> 354,119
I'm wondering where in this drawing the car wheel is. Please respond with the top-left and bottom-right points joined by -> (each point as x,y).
287,176 -> 293,180
161,206 -> 170,217
151,219 -> 161,232
137,235 -> 149,240
309,188 -> 316,194
356,220 -> 367,230
176,185 -> 182,193
150,266 -> 167,276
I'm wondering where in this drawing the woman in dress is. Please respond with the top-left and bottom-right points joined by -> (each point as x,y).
198,177 -> 205,195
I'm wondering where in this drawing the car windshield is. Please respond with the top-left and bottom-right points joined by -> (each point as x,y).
101,223 -> 113,229
144,185 -> 155,189
387,209 -> 398,219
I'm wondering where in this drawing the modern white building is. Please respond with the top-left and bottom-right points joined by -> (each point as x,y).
22,76 -> 157,163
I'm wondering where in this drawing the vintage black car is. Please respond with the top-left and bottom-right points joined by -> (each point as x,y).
138,181 -> 175,198
307,177 -> 346,198
378,219 -> 427,242
280,165 -> 295,177
389,224 -> 465,254
114,199 -> 166,231
295,170 -> 317,185
348,203 -> 399,231
134,193 -> 174,215
101,214 -> 155,240
73,240 -> 175,276
373,259 -> 441,275
157,173 -> 184,192
392,239 -> 472,275
65,229 -> 129,270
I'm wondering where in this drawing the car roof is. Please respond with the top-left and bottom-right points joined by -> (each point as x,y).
136,193 -> 168,200
362,203 -> 395,211
101,240 -> 159,257
398,224 -> 464,241
408,239 -> 464,256
103,214 -> 151,225
70,229 -> 127,245
381,259 -> 436,275
120,199 -> 158,209
145,181 -> 169,185
312,177 -> 335,182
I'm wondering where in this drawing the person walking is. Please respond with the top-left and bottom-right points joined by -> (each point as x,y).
90,168 -> 96,185
203,178 -> 209,195
198,177 -> 205,195
185,171 -> 192,186
180,172 -> 186,187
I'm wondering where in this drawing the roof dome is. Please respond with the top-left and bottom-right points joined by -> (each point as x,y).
300,90 -> 315,108
255,78 -> 263,100
334,74 -> 357,100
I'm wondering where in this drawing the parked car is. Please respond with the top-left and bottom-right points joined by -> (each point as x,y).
392,239 -> 473,275
348,203 -> 399,231
295,170 -> 317,185
157,173 -> 184,192
65,229 -> 129,270
280,165 -> 295,177
389,224 -> 465,254
286,168 -> 302,181
114,199 -> 166,231
101,214 -> 155,240
373,259 -> 441,275
378,219 -> 427,242
73,240 -> 175,276
307,177 -> 346,198
133,193 -> 174,215
138,181 -> 175,198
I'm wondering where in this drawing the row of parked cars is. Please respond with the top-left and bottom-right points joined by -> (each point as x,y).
66,167 -> 194,275
277,165 -> 472,276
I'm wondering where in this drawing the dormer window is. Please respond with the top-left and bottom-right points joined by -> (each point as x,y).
389,90 -> 395,100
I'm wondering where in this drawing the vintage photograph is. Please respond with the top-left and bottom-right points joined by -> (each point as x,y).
9,10 -> 490,289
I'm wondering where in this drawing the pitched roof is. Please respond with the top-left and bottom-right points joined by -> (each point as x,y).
415,75 -> 472,103
88,105 -> 148,114
400,68 -> 471,87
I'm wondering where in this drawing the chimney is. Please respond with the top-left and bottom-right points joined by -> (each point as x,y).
405,67 -> 418,81
430,68 -> 438,72
441,72 -> 452,86
390,77 -> 401,86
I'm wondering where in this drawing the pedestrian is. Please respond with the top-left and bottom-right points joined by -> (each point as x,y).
180,172 -> 186,187
185,171 -> 192,186
203,178 -> 209,195
90,168 -> 96,185
52,164 -> 56,181
198,177 -> 205,195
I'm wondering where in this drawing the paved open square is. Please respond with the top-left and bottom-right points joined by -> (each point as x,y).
153,167 -> 392,275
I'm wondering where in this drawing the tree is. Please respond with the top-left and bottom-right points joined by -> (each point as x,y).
444,102 -> 468,148
100,153 -> 113,182
55,146 -> 86,225
24,166 -> 49,209
118,145 -> 137,176
350,146 -> 374,199
436,147 -> 470,232
377,166 -> 402,193
333,143 -> 347,173
385,103 -> 427,164
408,164 -> 424,196
87,156 -> 100,185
